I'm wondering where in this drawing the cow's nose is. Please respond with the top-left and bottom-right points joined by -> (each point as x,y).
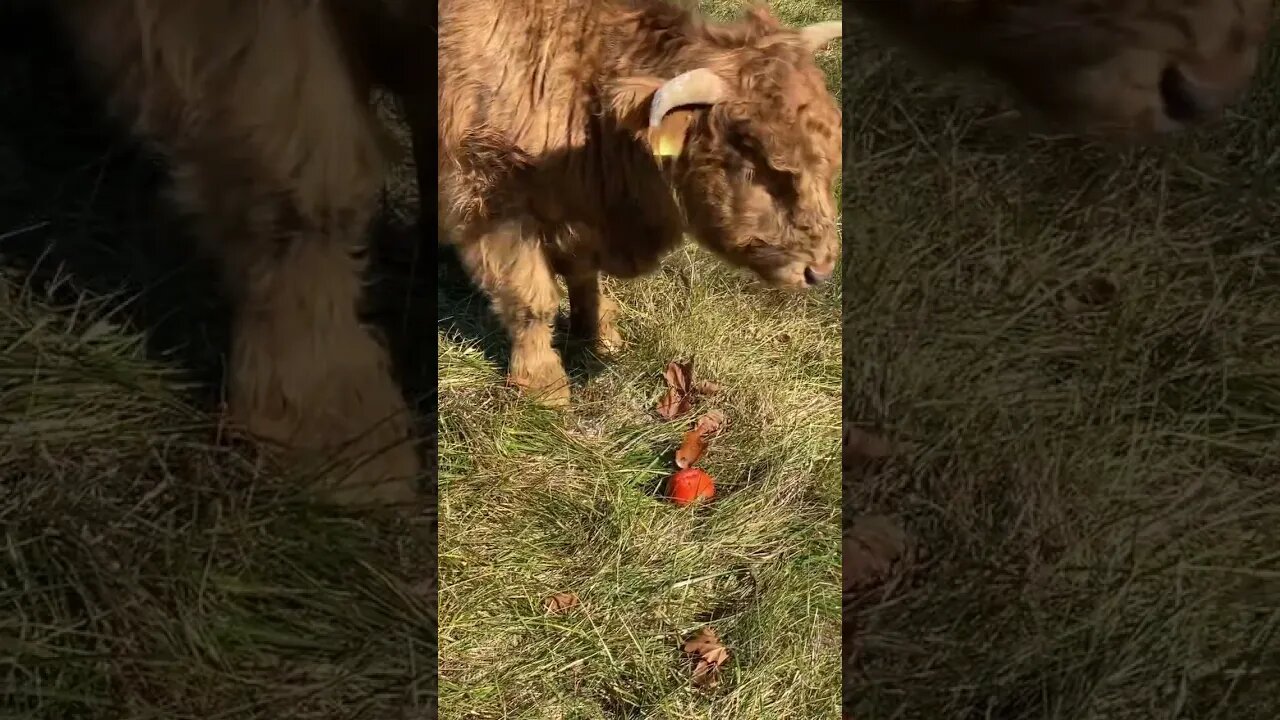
1159,65 -> 1229,123
804,265 -> 832,286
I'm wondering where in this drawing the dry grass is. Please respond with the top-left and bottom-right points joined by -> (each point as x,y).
0,273 -> 436,719
843,11 -> 1280,720
436,1 -> 842,718
0,7 -> 434,719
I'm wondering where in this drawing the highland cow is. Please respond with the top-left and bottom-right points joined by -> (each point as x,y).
51,0 -> 840,499
846,0 -> 1273,137
438,0 -> 843,405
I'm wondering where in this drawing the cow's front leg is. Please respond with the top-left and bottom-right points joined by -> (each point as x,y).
567,272 -> 623,357
456,223 -> 571,406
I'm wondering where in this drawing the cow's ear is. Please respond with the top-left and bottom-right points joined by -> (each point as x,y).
797,20 -> 841,53
605,76 -> 692,158
606,76 -> 667,133
606,70 -> 727,158
647,109 -> 699,158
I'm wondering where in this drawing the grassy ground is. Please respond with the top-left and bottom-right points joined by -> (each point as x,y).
435,1 -> 842,718
844,11 -> 1280,720
0,7 -> 435,719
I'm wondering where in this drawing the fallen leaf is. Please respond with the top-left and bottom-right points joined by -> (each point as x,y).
542,592 -> 580,615
656,388 -> 689,421
844,515 -> 908,593
693,410 -> 726,436
682,626 -> 730,687
656,359 -> 723,421
664,359 -> 693,392
656,359 -> 695,420
674,410 -> 728,469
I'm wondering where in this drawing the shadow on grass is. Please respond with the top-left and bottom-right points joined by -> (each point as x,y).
434,240 -> 514,370
841,20 -> 1280,720
0,6 -> 227,399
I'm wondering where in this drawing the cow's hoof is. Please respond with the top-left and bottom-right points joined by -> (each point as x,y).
227,358 -> 422,509
593,322 -> 624,358
594,295 -> 624,358
508,357 -> 571,407
322,445 -> 422,510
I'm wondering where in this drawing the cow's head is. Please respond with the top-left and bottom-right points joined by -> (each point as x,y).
852,0 -> 1273,137
609,11 -> 842,289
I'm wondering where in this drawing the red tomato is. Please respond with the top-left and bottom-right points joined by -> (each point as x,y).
667,467 -> 715,506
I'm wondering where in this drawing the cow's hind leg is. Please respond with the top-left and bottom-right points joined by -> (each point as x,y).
566,272 -> 623,357
455,223 -> 571,406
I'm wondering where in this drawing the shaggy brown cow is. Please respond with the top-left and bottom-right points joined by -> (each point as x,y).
51,0 -> 839,499
848,0 -> 1274,137
438,0 -> 843,405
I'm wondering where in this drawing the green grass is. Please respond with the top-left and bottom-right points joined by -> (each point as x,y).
843,10 -> 1280,720
435,1 -> 842,718
0,0 -> 839,717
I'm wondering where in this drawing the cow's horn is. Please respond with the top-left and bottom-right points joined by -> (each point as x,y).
799,20 -> 841,52
648,68 -> 728,128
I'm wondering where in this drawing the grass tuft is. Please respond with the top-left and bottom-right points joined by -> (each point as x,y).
844,12 -> 1280,719
0,271 -> 436,719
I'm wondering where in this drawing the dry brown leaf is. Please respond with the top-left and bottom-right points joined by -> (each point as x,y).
664,359 -> 693,392
655,389 -> 682,420
694,410 -> 726,436
682,626 -> 730,688
844,515 -> 908,593
691,658 -> 723,687
674,410 -> 728,469
656,388 -> 691,421
656,359 -> 695,420
656,359 -> 724,421
542,592 -> 580,615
